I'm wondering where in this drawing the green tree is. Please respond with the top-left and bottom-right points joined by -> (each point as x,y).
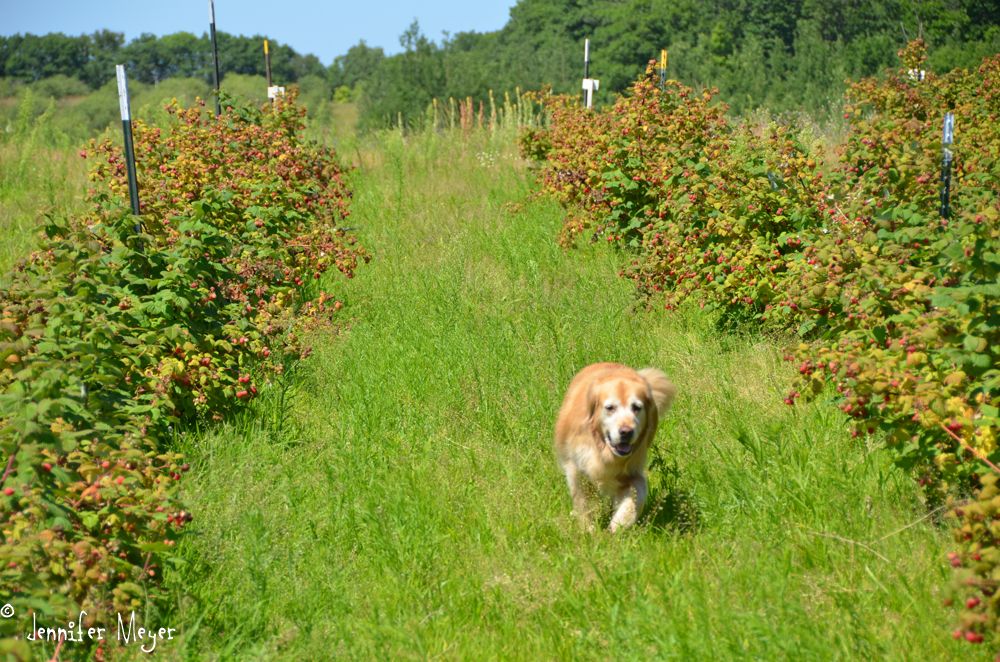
359,21 -> 445,130
80,30 -> 125,89
1,33 -> 91,82
328,41 -> 385,89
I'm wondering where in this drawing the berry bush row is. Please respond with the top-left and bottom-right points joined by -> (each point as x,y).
0,88 -> 368,660
521,41 -> 1000,649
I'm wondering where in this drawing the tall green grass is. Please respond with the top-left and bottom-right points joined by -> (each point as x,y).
140,130 -> 983,661
0,89 -> 90,277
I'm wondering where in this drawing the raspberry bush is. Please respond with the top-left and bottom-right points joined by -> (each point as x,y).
523,41 -> 1000,649
0,88 -> 367,660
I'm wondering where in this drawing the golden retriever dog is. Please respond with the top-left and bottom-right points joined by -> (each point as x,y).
554,363 -> 677,532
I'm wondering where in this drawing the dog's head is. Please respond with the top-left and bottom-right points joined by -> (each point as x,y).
587,370 -> 661,459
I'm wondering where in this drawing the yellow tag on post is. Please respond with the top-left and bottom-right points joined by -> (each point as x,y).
660,50 -> 668,70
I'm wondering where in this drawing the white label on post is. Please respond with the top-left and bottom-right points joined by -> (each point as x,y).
942,112 -> 955,145
116,65 -> 130,121
584,39 -> 589,63
268,86 -> 285,99
582,79 -> 599,91
208,0 -> 215,24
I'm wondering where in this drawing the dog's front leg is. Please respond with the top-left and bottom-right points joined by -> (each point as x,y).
563,463 -> 597,532
608,474 -> 647,533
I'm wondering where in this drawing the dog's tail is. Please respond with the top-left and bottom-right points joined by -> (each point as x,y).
638,368 -> 677,417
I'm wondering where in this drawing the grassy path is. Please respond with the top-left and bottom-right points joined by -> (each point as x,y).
169,135 -> 981,661
0,143 -> 89,277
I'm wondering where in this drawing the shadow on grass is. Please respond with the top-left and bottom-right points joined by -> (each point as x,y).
641,484 -> 700,534
641,453 -> 700,534
712,302 -> 763,338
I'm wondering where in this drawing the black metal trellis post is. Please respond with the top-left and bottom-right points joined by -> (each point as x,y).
209,0 -> 221,117
941,112 -> 954,221
116,65 -> 141,233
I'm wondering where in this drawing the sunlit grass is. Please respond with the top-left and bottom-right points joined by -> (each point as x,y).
146,130 -> 983,661
0,141 -> 89,277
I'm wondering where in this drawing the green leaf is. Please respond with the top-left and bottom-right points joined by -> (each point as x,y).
970,353 -> 992,368
137,542 -> 175,554
964,335 -> 985,352
929,294 -> 957,309
80,511 -> 99,529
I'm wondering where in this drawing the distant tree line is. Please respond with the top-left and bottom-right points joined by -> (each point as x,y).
2,0 -> 999,132
0,29 -> 326,89
351,0 -> 1000,128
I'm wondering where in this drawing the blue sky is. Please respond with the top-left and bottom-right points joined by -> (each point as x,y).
0,0 -> 519,63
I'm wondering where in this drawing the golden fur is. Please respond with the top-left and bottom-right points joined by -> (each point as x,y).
554,363 -> 677,532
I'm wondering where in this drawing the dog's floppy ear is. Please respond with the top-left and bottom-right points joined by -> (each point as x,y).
637,368 -> 677,417
585,382 -> 598,422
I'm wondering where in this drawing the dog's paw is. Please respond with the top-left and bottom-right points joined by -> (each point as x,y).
608,516 -> 638,534
570,510 -> 597,533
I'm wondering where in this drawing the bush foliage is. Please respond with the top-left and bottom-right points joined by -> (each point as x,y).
522,40 -> 1000,647
0,90 -> 366,659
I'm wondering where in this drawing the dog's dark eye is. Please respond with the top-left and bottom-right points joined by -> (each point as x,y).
604,404 -> 615,412
632,403 -> 643,412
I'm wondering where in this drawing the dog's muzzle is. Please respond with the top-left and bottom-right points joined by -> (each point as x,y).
608,427 -> 635,457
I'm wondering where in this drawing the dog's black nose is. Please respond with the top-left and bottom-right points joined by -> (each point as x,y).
618,426 -> 634,441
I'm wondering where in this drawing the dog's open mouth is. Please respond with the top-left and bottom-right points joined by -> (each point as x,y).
607,435 -> 633,457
